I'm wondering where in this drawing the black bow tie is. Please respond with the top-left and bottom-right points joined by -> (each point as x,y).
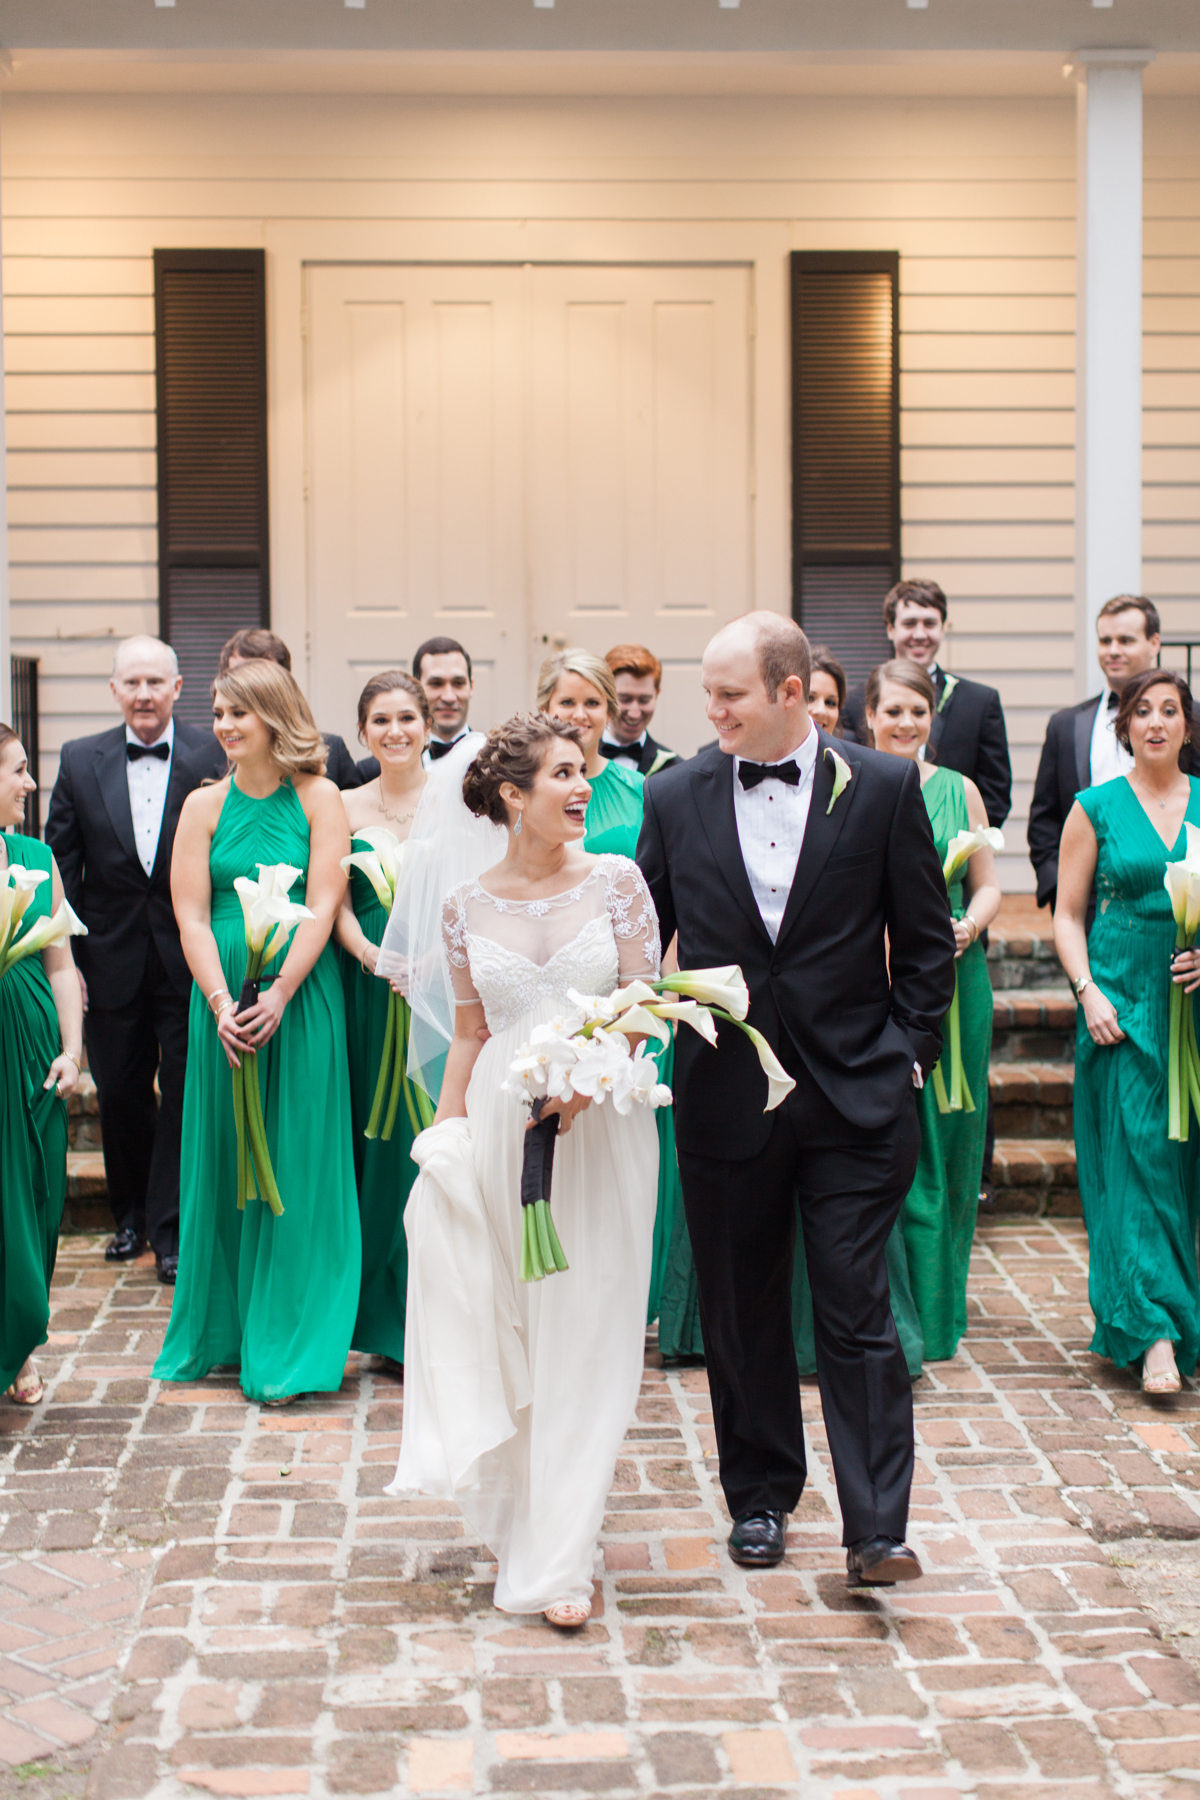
428,737 -> 461,762
599,738 -> 643,760
127,741 -> 170,762
738,758 -> 801,791
1106,689 -> 1119,711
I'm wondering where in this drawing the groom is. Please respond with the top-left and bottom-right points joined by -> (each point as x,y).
638,614 -> 956,1584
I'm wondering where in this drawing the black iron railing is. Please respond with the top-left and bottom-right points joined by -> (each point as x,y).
1159,638 -> 1200,688
9,656 -> 40,836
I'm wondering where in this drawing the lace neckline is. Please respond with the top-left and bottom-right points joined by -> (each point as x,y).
471,858 -> 613,914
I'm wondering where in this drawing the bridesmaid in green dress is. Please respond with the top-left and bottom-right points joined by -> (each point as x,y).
1054,667 -> 1200,1396
865,660 -> 1000,1364
334,672 -> 430,1368
0,725 -> 84,1407
538,650 -> 692,1348
155,659 -> 361,1404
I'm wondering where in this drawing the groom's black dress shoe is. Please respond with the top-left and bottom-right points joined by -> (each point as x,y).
846,1537 -> 923,1588
105,1229 -> 145,1263
156,1255 -> 178,1287
728,1511 -> 787,1567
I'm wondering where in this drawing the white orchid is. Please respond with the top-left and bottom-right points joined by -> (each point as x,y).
568,1028 -> 637,1107
340,828 -> 410,914
566,988 -> 619,1023
627,1044 -> 674,1111
943,826 -> 1005,885
1,897 -> 88,973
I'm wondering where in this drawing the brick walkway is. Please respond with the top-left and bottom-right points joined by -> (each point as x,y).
2,1222 -> 1200,1800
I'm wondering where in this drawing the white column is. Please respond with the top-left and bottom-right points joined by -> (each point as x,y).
0,82 -> 9,711
1074,49 -> 1154,700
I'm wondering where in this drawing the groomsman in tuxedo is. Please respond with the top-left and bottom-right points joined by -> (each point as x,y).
414,637 -> 474,765
1028,594 -> 1200,912
46,637 -> 225,1281
639,615 -> 956,1583
217,630 -> 376,788
602,644 -> 681,777
841,579 -> 1012,829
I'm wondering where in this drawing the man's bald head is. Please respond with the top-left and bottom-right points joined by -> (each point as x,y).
110,635 -> 183,745
702,613 -> 813,763
706,613 -> 811,702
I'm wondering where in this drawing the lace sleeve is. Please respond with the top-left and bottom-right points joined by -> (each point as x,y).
605,857 -> 661,984
441,886 -> 482,1008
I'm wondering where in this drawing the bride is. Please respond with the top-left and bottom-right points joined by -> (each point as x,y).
387,713 -> 661,1627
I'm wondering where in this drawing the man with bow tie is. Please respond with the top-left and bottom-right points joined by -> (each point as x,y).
46,636 -> 225,1282
1028,594 -> 1200,913
414,636 -> 475,766
600,644 -> 681,778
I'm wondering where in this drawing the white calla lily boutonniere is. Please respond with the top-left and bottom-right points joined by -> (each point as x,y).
825,747 -> 852,816
937,673 -> 960,714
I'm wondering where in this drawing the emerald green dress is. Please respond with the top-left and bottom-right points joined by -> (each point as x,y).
583,759 -> 689,1340
342,843 -> 420,1364
0,833 -> 67,1393
899,765 -> 993,1361
154,780 -> 362,1402
1075,776 -> 1200,1374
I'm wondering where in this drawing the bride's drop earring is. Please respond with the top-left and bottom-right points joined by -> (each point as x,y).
514,813 -> 523,837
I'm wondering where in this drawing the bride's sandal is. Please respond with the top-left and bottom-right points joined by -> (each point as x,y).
5,1363 -> 44,1407
544,1601 -> 591,1630
1142,1341 -> 1182,1396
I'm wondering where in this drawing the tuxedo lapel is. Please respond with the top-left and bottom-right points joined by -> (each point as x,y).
692,750 -> 772,945
775,732 -> 852,950
95,729 -> 141,874
928,667 -> 948,753
151,739 -> 196,883
1074,699 -> 1099,794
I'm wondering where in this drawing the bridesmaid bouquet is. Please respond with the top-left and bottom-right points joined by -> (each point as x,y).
931,825 -> 1004,1114
0,865 -> 87,976
502,965 -> 794,1280
1164,826 -> 1200,1141
340,828 -> 436,1141
230,863 -> 315,1216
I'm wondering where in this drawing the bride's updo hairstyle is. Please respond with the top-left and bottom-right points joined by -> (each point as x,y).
863,658 -> 937,756
462,713 -> 584,827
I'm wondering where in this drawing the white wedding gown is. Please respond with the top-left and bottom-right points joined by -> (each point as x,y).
388,854 -> 661,1613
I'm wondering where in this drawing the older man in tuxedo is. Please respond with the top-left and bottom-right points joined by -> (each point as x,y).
46,636 -> 225,1281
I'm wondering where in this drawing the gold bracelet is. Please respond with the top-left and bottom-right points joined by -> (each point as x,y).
62,1049 -> 81,1072
214,998 -> 236,1020
964,914 -> 979,944
208,989 -> 233,1016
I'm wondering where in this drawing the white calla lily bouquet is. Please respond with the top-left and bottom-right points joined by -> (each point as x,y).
340,828 -> 436,1141
503,965 -> 795,1281
931,826 -> 1004,1114
229,862 -> 315,1216
1164,823 -> 1200,1141
0,863 -> 87,979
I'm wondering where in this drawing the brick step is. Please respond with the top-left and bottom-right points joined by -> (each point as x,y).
992,1135 -> 1081,1219
990,1059 -> 1074,1139
986,921 -> 1065,993
991,987 -> 1076,1063
65,1069 -> 100,1153
64,1151 -> 112,1234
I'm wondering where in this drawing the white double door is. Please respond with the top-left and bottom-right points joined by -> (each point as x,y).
305,262 -> 752,754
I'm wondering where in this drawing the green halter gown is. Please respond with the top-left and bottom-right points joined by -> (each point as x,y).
342,842 -> 423,1364
1074,775 -> 1200,1374
154,780 -> 361,1402
0,833 -> 68,1392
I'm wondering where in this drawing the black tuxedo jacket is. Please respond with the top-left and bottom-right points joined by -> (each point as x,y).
46,722 -> 226,1010
603,733 -> 681,779
637,733 -> 958,1159
324,733 -> 378,790
842,667 -> 1012,828
1027,693 -> 1200,909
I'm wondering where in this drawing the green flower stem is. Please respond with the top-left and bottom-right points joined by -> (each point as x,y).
382,992 -> 406,1141
398,998 -> 423,1139
364,987 -> 396,1140
931,1061 -> 951,1115
231,1059 -> 250,1210
1169,923 -> 1186,1141
1185,991 -> 1200,1125
243,1053 -> 284,1216
520,1199 -> 569,1282
946,977 -> 974,1113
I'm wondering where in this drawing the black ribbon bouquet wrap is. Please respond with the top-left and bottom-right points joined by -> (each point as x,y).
520,1098 -> 569,1281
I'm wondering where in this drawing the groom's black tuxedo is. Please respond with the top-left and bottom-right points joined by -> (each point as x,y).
638,731 -> 957,1546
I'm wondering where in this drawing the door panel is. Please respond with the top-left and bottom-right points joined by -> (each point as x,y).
306,263 -> 751,753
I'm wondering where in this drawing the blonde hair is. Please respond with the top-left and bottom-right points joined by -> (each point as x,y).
212,659 -> 328,779
536,649 -> 618,719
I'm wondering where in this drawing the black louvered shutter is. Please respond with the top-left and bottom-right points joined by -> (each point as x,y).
155,249 -> 269,725
791,252 -> 899,680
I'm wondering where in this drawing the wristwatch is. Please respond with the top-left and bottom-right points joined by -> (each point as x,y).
1073,975 -> 1093,998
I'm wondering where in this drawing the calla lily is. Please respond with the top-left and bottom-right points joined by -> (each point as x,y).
825,747 -> 853,816
645,998 -> 720,1046
0,864 -> 51,962
943,826 -> 1005,884
256,862 -> 304,900
605,1003 -> 672,1045
609,978 -> 661,1012
341,828 -> 410,913
2,897 -> 88,971
730,1020 -> 796,1111
651,965 -> 750,1022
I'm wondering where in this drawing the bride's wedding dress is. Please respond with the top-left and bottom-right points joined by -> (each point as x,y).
388,854 -> 662,1613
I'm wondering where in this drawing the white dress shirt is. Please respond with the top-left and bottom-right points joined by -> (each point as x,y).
422,729 -> 469,771
125,721 -> 174,877
1089,687 -> 1133,787
732,725 -> 820,943
601,726 -> 646,771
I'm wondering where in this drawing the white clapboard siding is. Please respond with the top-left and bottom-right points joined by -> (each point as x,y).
1,89 -> 1197,893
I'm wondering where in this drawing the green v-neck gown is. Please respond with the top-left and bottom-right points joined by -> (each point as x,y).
0,833 -> 68,1392
154,780 -> 361,1402
1074,776 -> 1200,1374
342,846 -> 420,1364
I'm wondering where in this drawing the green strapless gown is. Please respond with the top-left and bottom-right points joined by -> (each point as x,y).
899,765 -> 993,1361
154,780 -> 361,1401
582,760 -> 688,1339
0,833 -> 67,1392
1075,776 -> 1200,1374
342,847 -> 421,1364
